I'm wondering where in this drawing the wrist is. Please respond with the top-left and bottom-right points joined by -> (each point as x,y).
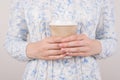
26,42 -> 37,59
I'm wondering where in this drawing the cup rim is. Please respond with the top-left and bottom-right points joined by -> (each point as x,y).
49,20 -> 77,26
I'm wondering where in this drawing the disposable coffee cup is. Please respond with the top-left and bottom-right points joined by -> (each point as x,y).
49,20 -> 77,37
49,20 -> 77,58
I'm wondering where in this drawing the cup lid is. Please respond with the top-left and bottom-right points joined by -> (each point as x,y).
49,20 -> 77,26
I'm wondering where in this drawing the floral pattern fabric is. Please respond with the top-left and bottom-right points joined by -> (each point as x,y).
5,0 -> 117,80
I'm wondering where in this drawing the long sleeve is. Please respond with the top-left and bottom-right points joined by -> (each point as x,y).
5,0 -> 31,61
95,0 -> 117,59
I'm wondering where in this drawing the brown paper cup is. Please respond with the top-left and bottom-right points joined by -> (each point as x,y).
49,21 -> 77,58
49,21 -> 77,37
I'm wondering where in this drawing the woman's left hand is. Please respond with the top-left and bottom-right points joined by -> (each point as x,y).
59,34 -> 102,57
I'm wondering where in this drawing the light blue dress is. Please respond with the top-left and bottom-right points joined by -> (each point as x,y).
5,0 -> 117,80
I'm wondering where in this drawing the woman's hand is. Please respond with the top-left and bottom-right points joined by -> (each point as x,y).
26,37 -> 66,60
59,34 -> 102,57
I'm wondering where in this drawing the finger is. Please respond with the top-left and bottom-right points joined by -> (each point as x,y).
47,54 -> 67,60
47,37 -> 63,43
48,54 -> 66,60
61,34 -> 87,42
47,50 -> 65,56
61,47 -> 89,53
66,52 -> 89,57
47,43 -> 61,50
59,40 -> 87,48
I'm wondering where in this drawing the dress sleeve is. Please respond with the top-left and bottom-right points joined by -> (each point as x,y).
5,0 -> 31,61
94,0 -> 117,59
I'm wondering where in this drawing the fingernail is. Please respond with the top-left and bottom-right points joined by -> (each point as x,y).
61,48 -> 65,51
59,44 -> 63,47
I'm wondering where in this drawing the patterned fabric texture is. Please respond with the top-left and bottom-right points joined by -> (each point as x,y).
5,0 -> 117,80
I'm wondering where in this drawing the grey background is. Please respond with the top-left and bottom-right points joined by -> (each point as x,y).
0,0 -> 120,80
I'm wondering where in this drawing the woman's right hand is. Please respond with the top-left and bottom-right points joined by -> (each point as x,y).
26,37 -> 66,60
